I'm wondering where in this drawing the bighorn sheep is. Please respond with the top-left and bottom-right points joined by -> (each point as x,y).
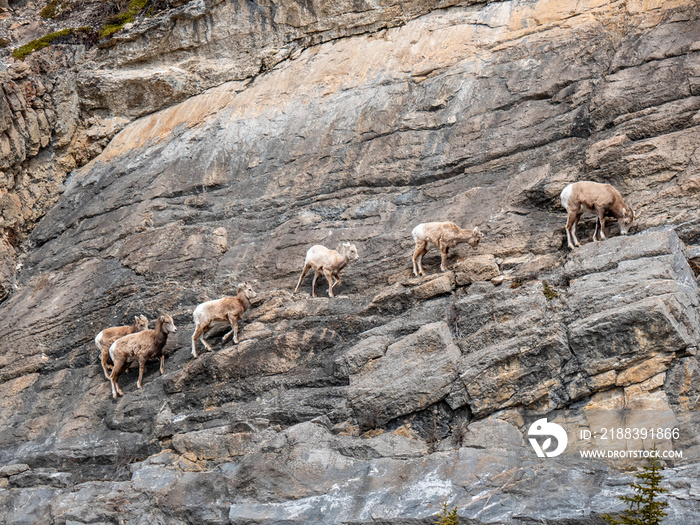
191,283 -> 257,358
94,315 -> 148,380
294,243 -> 359,298
108,314 -> 177,399
560,181 -> 640,250
412,222 -> 482,276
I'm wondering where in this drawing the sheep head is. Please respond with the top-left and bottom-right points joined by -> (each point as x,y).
158,314 -> 177,333
237,282 -> 257,299
134,315 -> 149,331
619,207 -> 641,235
339,243 -> 359,261
468,226 -> 482,247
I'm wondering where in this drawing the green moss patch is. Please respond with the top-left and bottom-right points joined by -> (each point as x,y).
12,28 -> 72,60
13,0 -> 164,60
11,27 -> 92,60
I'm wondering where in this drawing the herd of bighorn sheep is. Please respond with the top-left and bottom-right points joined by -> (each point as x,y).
95,180 -> 638,399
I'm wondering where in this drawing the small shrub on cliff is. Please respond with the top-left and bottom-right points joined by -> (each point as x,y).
40,0 -> 67,19
434,501 -> 459,525
602,449 -> 668,525
99,0 -> 150,37
542,280 -> 559,301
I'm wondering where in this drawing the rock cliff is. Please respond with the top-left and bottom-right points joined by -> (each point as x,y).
1,0 -> 700,523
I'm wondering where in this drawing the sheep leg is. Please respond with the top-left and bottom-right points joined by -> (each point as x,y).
137,357 -> 147,389
596,208 -> 607,240
439,240 -> 449,272
101,347 -> 112,380
200,332 -> 213,352
110,376 -> 119,399
311,270 -> 321,298
222,314 -> 240,344
324,268 -> 335,297
412,241 -> 427,276
330,274 -> 340,294
572,213 -> 583,247
294,264 -> 311,294
198,322 -> 214,353
160,355 -> 165,374
565,225 -> 573,250
412,243 -> 422,276
571,220 -> 579,246
110,358 -> 127,399
565,211 -> 577,249
418,247 -> 427,275
593,217 -> 600,241
191,322 -> 206,357
567,212 -> 583,248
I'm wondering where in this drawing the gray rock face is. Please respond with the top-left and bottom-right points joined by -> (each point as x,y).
1,0 -> 700,524
78,0 -> 484,119
0,47 -> 131,300
348,321 -> 461,426
0,61 -> 57,300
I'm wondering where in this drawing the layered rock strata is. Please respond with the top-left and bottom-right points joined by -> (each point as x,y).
0,0 -> 699,523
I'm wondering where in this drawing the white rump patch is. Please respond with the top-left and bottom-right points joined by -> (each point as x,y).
560,184 -> 573,209
412,223 -> 425,242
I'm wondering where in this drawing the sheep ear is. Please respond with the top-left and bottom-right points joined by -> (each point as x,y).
473,227 -> 480,235
622,208 -> 627,217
